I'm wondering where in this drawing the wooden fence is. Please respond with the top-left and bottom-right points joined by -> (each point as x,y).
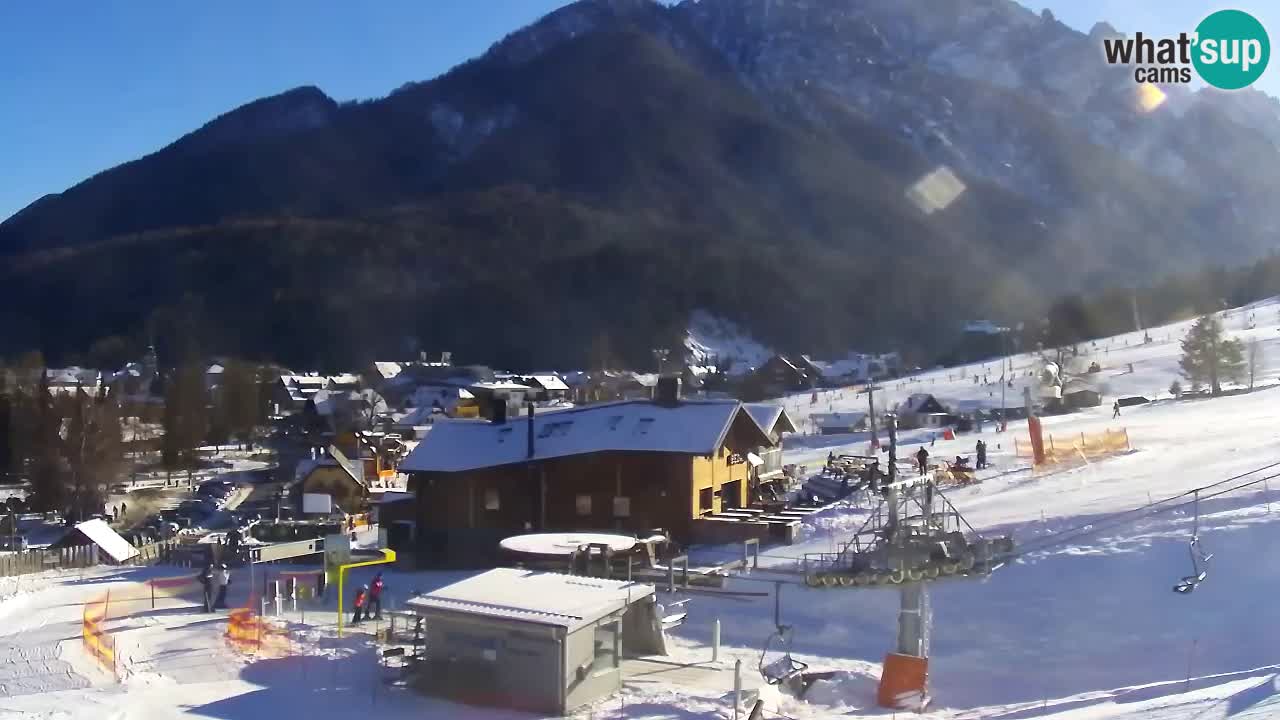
0,539 -> 179,577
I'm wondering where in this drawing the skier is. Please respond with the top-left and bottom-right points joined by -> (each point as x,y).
213,563 -> 231,609
369,572 -> 385,620
198,562 -> 215,612
1112,400 -> 1121,419
976,440 -> 987,470
352,585 -> 367,624
915,446 -> 929,476
827,451 -> 835,468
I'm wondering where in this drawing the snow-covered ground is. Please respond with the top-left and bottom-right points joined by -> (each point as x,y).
6,300 -> 1280,719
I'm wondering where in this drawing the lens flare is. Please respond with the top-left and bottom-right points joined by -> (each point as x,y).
906,166 -> 967,215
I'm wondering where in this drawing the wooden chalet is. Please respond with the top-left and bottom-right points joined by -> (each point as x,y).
400,382 -> 773,566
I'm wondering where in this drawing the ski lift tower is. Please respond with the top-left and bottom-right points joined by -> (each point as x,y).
802,414 -> 1013,710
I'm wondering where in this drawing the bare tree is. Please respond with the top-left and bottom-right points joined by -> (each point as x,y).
1248,338 -> 1264,391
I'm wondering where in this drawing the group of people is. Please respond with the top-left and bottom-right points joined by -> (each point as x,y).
916,439 -> 989,474
106,503 -> 128,524
351,572 -> 385,624
198,562 -> 232,612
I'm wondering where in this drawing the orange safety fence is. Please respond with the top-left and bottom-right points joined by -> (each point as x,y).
1016,428 -> 1131,464
82,591 -> 118,678
224,605 -> 290,657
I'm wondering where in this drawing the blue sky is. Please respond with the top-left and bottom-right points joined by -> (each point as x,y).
1,1 -> 1276,223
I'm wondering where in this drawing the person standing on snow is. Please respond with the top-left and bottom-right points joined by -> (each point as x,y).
198,563 -> 215,612
213,563 -> 231,609
1112,400 -> 1121,419
352,586 -> 367,624
369,573 -> 385,620
976,440 -> 987,470
915,446 -> 929,476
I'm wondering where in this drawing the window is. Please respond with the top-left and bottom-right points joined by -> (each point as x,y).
538,420 -> 574,438
698,487 -> 713,514
576,494 -> 593,516
484,488 -> 500,511
592,622 -> 620,674
613,496 -> 631,517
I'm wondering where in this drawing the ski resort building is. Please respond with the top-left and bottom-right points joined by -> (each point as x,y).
404,568 -> 663,714
400,382 -> 773,566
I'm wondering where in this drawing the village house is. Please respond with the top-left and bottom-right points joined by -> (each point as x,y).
273,374 -> 360,415
894,393 -> 951,430
522,374 -> 571,402
742,403 -> 796,480
399,379 -> 772,566
292,445 -> 370,515
740,355 -> 816,399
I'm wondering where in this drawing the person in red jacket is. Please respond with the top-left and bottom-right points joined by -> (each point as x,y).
369,572 -> 384,620
352,586 -> 367,624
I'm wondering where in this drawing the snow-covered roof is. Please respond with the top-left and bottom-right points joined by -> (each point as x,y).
372,362 -> 403,380
811,411 -> 868,428
744,403 -> 797,436
898,393 -> 940,412
372,490 -> 414,505
1062,378 -> 1100,394
45,367 -> 101,386
803,355 -> 869,379
63,519 -> 138,563
405,568 -> 654,632
471,381 -> 532,392
964,320 -> 1009,335
400,399 -> 768,473
526,374 -> 569,392
207,363 -> 224,374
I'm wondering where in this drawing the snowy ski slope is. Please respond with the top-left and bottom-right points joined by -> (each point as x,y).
5,300 -> 1280,719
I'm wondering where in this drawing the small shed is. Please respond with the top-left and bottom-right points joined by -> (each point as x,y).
1062,379 -> 1102,409
405,568 -> 663,714
51,519 -> 139,564
811,412 -> 868,435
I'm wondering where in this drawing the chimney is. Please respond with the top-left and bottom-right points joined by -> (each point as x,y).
492,400 -> 508,424
526,402 -> 536,459
655,376 -> 681,407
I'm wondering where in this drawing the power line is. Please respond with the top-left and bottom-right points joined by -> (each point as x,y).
1006,460 -> 1280,561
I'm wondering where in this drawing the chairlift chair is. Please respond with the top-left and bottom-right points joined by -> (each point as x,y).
1173,491 -> 1213,594
759,624 -> 809,685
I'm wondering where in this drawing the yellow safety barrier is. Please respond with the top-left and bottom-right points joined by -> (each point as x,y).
224,607 -> 290,657
1016,428 -> 1131,465
82,591 -> 118,677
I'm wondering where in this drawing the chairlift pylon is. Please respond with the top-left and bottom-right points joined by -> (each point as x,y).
1173,490 -> 1213,594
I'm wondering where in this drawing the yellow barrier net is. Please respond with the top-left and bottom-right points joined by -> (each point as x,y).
1016,428 -> 1131,465
82,591 -> 117,677
225,606 -> 290,657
